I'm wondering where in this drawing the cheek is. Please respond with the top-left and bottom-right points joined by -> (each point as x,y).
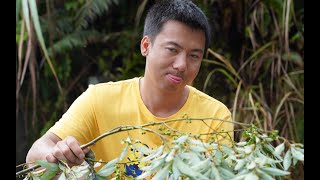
147,53 -> 166,71
150,53 -> 172,68
188,62 -> 201,74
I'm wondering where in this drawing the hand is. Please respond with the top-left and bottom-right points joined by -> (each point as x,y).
46,136 -> 91,166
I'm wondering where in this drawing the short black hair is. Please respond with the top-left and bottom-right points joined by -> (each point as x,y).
143,0 -> 211,51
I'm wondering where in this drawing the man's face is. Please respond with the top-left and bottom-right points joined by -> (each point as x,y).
142,20 -> 205,92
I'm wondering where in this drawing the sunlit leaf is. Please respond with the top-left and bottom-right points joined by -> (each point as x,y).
236,141 -> 247,146
261,167 -> 290,176
95,159 -> 118,178
190,158 -> 211,173
210,165 -> 221,180
96,166 -> 116,177
172,157 -> 181,180
256,168 -> 274,180
57,172 -> 67,180
140,145 -> 164,162
244,172 -> 259,180
230,173 -> 248,180
151,164 -> 170,180
174,135 -> 189,145
189,145 -> 207,153
175,156 -> 209,180
31,174 -> 41,180
119,144 -> 128,161
131,143 -> 152,155
140,155 -> 166,172
283,150 -> 292,170
235,159 -> 246,171
165,149 -> 175,162
71,164 -> 90,178
95,174 -> 110,180
273,143 -> 285,157
138,157 -> 165,179
218,166 -> 235,179
35,160 -> 59,171
246,161 -> 256,170
290,147 -> 304,161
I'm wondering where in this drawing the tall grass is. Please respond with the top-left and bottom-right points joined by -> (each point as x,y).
198,0 -> 304,179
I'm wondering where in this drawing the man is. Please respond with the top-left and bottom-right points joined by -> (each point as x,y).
26,0 -> 234,177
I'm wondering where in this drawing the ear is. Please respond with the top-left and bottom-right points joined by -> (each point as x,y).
140,36 -> 150,57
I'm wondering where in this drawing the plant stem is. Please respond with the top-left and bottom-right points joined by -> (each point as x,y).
16,117 -> 247,177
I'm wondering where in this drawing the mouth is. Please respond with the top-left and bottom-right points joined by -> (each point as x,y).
167,74 -> 183,84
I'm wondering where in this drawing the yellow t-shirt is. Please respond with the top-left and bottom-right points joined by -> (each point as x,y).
49,77 -> 233,176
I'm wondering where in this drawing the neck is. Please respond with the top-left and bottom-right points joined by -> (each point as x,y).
139,77 -> 189,118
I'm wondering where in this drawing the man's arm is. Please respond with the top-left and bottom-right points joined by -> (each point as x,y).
26,131 -> 90,167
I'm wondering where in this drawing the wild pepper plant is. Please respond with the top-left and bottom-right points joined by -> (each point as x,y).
16,117 -> 304,180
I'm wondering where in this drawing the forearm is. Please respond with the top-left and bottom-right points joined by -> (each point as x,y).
25,131 -> 62,167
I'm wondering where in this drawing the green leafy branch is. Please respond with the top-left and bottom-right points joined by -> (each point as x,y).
16,118 -> 304,180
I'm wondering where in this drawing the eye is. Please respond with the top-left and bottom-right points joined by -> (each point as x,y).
191,54 -> 199,58
190,54 -> 200,60
166,48 -> 177,53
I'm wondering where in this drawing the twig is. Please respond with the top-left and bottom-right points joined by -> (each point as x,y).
16,117 -> 247,177
16,126 -> 165,177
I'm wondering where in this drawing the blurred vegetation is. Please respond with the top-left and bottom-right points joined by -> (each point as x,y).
16,0 -> 303,179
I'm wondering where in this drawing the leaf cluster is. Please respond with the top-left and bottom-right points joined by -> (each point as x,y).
19,125 -> 304,180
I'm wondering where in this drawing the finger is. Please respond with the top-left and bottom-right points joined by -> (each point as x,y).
51,144 -> 67,161
56,140 -> 80,164
46,154 -> 58,163
83,147 -> 91,154
66,136 -> 86,161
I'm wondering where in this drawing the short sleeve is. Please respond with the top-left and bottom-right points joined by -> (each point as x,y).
48,85 -> 98,145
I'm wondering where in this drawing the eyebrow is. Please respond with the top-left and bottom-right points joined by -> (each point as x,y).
165,41 -> 204,53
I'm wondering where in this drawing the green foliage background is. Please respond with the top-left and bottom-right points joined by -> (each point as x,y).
16,0 -> 304,179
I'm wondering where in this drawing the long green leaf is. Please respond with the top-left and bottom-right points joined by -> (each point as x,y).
97,158 -> 119,177
35,160 -> 59,180
273,92 -> 292,125
207,48 -> 241,80
28,0 -> 62,93
290,147 -> 304,161
261,167 -> 290,176
203,68 -> 238,92
238,42 -> 273,73
152,164 -> 170,180
35,160 -> 59,171
283,150 -> 292,170
21,0 -> 30,33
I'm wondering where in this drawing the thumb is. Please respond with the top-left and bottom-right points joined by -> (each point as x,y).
84,148 -> 96,160
83,147 -> 91,154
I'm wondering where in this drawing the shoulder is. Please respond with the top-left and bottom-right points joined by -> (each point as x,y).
187,85 -> 230,113
87,77 -> 138,93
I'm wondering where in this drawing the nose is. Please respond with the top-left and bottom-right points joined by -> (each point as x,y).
172,53 -> 187,71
